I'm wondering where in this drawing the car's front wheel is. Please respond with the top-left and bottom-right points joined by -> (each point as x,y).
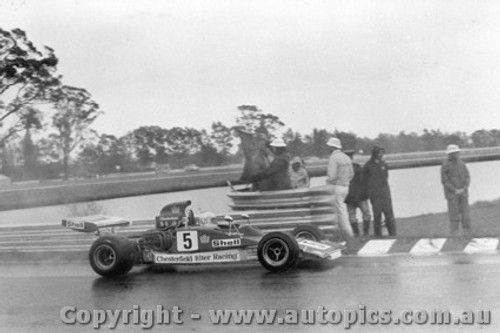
257,232 -> 299,272
89,235 -> 136,277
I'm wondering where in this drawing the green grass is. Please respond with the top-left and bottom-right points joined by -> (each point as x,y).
396,198 -> 500,238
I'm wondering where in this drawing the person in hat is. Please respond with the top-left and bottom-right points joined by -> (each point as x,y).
251,138 -> 292,191
325,137 -> 355,241
289,156 -> 310,189
441,144 -> 471,236
344,150 -> 371,237
362,145 -> 397,237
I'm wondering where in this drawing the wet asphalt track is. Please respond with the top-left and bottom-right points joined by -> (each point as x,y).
1,254 -> 500,333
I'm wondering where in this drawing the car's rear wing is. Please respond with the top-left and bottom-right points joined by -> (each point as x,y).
62,215 -> 132,235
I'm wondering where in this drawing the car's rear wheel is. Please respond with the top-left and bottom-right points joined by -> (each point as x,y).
257,232 -> 299,272
89,235 -> 136,277
292,225 -> 325,241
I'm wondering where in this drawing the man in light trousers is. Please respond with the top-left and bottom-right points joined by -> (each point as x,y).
326,138 -> 355,245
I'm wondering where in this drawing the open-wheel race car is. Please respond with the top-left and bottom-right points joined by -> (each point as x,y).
62,200 -> 344,277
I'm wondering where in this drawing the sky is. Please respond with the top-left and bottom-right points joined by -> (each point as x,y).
1,0 -> 500,139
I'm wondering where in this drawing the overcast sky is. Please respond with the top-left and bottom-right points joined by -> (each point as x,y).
1,0 -> 500,139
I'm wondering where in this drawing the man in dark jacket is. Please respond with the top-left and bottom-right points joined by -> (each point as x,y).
441,144 -> 471,236
344,150 -> 371,237
362,145 -> 396,237
251,138 -> 292,191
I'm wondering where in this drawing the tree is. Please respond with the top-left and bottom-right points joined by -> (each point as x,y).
165,127 -> 203,156
235,105 -> 284,139
123,126 -> 204,167
304,128 -> 331,157
50,85 -> 101,179
0,28 -> 59,145
283,129 -> 305,157
471,129 -> 495,147
356,136 -> 376,155
124,126 -> 169,165
491,130 -> 500,146
421,129 -> 445,151
335,130 -> 358,151
395,131 -> 423,153
443,132 -> 465,147
20,106 -> 42,178
210,121 -> 233,161
196,130 -> 224,166
78,134 -> 131,175
374,133 -> 397,153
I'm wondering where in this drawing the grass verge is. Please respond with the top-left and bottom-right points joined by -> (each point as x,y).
396,198 -> 500,238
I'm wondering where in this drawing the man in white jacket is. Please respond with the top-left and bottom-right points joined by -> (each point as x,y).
326,137 -> 355,241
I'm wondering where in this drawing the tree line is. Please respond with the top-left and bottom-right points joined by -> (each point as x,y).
1,28 -> 500,181
1,28 -> 100,180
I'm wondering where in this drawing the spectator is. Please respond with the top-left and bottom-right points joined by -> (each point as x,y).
238,130 -> 272,190
362,145 -> 397,237
251,138 -> 292,191
344,150 -> 372,237
325,137 -> 355,242
289,156 -> 310,189
441,144 -> 471,236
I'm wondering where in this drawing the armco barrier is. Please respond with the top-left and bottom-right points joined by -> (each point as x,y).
225,185 -> 338,233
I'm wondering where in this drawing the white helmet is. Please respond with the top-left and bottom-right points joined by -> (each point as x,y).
270,138 -> 286,147
446,144 -> 460,154
326,137 -> 342,149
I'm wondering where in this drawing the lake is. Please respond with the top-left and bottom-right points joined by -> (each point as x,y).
1,160 -> 499,226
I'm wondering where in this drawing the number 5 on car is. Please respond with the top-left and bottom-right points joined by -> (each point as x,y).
177,230 -> 198,251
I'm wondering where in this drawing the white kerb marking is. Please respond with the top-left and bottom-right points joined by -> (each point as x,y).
464,238 -> 499,254
410,238 -> 447,255
357,239 -> 396,256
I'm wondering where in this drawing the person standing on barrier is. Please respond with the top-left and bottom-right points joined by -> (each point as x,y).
325,138 -> 354,243
362,145 -> 397,237
344,150 -> 372,237
251,138 -> 292,191
441,144 -> 471,236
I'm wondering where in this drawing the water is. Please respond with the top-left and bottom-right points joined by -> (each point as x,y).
1,161 -> 499,226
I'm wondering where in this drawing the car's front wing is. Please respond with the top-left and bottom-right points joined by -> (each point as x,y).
296,239 -> 344,260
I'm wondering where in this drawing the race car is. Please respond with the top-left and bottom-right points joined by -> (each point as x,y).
62,200 -> 343,277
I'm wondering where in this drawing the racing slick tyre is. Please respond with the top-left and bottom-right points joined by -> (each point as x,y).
257,232 -> 300,272
89,235 -> 137,277
291,225 -> 325,241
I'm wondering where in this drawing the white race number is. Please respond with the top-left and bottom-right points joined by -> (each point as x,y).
176,231 -> 199,252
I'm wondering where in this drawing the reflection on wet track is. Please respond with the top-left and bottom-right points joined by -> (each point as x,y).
1,254 -> 500,332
